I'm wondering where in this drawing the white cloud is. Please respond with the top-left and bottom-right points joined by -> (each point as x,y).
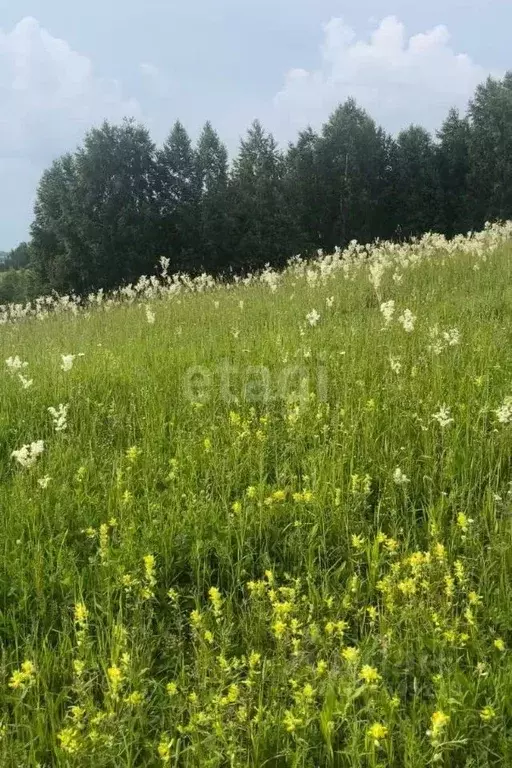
274,15 -> 496,135
0,17 -> 140,163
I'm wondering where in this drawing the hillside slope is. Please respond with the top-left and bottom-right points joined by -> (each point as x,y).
1,225 -> 512,766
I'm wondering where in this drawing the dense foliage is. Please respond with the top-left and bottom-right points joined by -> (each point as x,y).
16,73 -> 511,295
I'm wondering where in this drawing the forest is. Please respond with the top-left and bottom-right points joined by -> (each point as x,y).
1,72 -> 511,301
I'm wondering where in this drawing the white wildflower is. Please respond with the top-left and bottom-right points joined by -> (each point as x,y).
145,305 -> 155,325
393,467 -> 410,486
38,476 -> 52,489
495,396 -> 512,425
48,404 -> 69,433
61,354 -> 76,372
369,262 -> 385,292
428,326 -> 444,355
389,356 -> 402,374
159,256 -> 170,277
306,309 -> 321,327
326,296 -> 335,309
398,309 -> 416,333
432,405 -> 454,428
380,300 -> 395,327
18,374 -> 33,390
11,440 -> 45,468
443,328 -> 461,347
6,356 -> 28,373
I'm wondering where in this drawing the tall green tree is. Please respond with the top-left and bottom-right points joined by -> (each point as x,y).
436,109 -> 472,236
195,122 -> 230,274
31,153 -> 82,291
0,242 -> 32,272
468,73 -> 512,226
389,125 -> 441,238
31,120 -> 159,292
284,127 -> 324,255
156,121 -> 200,271
229,121 -> 292,272
315,99 -> 390,249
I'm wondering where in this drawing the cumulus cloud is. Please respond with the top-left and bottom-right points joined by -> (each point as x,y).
0,17 -> 141,246
0,17 -> 140,163
274,16 -> 495,135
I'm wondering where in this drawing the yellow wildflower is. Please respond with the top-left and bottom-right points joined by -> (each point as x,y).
457,512 -> 470,533
272,620 -> 287,639
248,651 -> 261,669
8,660 -> 36,690
73,602 -> 88,626
316,660 -> 328,677
398,578 -> 416,597
359,665 -> 381,685
367,722 -> 388,742
125,445 -> 141,462
454,560 -> 465,583
385,537 -> 399,553
58,727 -> 81,754
121,489 -> 133,505
143,554 -> 156,582
444,574 -> 455,598
107,665 -> 124,695
283,710 -> 302,733
8,670 -> 26,690
341,646 -> 360,663
73,659 -> 85,678
190,609 -> 203,628
208,586 -> 223,618
125,691 -> 144,707
480,705 -> 496,722
21,660 -> 35,677
430,710 -> 449,736
157,737 -> 172,763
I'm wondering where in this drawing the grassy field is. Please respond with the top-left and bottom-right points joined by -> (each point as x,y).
1,225 -> 512,766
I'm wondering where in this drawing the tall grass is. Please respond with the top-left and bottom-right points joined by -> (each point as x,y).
0,229 -> 512,765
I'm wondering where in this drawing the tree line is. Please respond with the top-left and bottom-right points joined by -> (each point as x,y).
3,72 -> 512,300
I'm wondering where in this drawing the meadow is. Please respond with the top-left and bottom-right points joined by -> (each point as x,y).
1,223 -> 512,766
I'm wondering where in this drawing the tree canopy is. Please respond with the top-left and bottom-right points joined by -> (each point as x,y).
8,71 -> 510,295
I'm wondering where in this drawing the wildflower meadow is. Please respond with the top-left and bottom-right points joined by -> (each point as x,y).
1,223 -> 512,765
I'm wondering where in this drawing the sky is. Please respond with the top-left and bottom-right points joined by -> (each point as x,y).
0,0 -> 509,249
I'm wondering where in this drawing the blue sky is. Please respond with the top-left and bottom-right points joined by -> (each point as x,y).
0,0 -> 510,248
